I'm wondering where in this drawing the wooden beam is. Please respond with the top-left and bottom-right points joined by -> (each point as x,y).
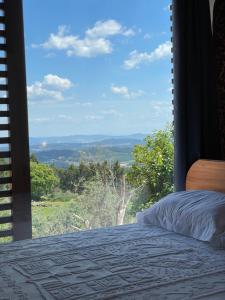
4,0 -> 32,241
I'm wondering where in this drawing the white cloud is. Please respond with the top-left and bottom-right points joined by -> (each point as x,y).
30,117 -> 53,124
43,74 -> 72,90
143,33 -> 152,40
111,85 -> 145,99
151,100 -> 173,117
111,85 -> 129,96
27,74 -> 72,102
44,52 -> 56,59
86,20 -> 134,38
74,102 -> 92,107
167,86 -> 173,93
66,38 -> 112,57
123,41 -> 172,70
101,109 -> 123,117
163,4 -> 171,11
58,114 -> 73,120
35,20 -> 135,58
123,29 -> 135,37
85,115 -> 104,121
27,83 -> 63,101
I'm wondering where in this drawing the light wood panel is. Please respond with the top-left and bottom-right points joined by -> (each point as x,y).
186,159 -> 225,193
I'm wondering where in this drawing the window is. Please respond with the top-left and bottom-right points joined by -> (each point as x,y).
0,0 -> 173,242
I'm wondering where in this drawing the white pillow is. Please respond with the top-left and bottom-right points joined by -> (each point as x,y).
136,190 -> 225,242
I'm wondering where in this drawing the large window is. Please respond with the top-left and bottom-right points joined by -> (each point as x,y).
23,0 -> 173,238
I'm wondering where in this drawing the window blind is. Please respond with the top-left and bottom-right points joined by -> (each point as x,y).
0,0 -> 31,242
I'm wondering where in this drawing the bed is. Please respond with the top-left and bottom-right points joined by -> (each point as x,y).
0,159 -> 225,300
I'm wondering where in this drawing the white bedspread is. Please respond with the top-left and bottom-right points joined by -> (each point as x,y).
0,224 -> 225,299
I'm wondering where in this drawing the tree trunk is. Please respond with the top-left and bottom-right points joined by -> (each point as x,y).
116,175 -> 127,225
116,204 -> 127,225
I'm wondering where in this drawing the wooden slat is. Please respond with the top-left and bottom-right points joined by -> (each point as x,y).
0,110 -> 9,117
0,70 -> 7,77
5,0 -> 32,241
0,84 -> 8,90
0,57 -> 7,64
0,3 -> 5,11
0,44 -> 6,51
0,190 -> 12,197
0,16 -> 5,24
0,216 -> 12,224
0,203 -> 12,211
0,164 -> 11,171
0,97 -> 8,104
0,124 -> 9,130
0,30 -> 5,38
0,151 -> 10,158
0,137 -> 10,144
0,177 -> 12,184
0,229 -> 13,238
186,159 -> 225,193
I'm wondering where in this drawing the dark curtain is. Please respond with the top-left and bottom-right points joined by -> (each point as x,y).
214,0 -> 225,159
173,0 -> 220,191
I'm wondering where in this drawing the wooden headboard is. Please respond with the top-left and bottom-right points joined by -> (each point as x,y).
186,159 -> 225,193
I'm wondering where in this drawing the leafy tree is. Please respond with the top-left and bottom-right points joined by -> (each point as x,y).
128,126 -> 174,210
30,161 -> 60,200
56,160 -> 136,228
76,176 -> 117,228
76,161 -> 135,226
30,153 -> 39,163
58,160 -> 125,194
58,163 -> 96,193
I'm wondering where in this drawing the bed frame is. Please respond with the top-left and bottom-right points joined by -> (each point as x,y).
186,159 -> 225,193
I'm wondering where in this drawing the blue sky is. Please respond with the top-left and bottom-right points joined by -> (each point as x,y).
23,0 -> 172,137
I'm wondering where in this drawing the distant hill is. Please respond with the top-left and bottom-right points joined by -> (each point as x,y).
30,134 -> 147,168
29,133 -> 146,146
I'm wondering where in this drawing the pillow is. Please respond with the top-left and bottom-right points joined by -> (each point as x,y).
136,190 -> 225,243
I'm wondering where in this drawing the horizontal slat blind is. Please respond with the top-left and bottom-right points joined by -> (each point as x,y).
0,229 -> 13,238
0,124 -> 10,130
0,0 -> 12,242
0,203 -> 12,211
0,84 -> 8,91
0,164 -> 11,171
3,0 -> 32,242
0,190 -> 12,197
0,151 -> 11,158
0,97 -> 8,104
0,216 -> 12,224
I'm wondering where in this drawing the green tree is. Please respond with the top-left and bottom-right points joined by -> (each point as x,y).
30,153 -> 39,163
56,160 -> 136,228
128,127 -> 174,210
30,161 -> 60,200
58,162 -> 96,193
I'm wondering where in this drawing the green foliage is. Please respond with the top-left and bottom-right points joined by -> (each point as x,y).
75,176 -> 118,228
57,160 -> 125,194
28,127 -> 175,239
57,162 -> 96,193
32,198 -> 85,237
128,127 -> 174,211
30,153 -> 39,163
30,161 -> 60,200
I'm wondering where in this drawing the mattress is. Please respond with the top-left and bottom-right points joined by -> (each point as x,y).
0,223 -> 225,300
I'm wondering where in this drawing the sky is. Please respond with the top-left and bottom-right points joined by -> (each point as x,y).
23,0 -> 172,137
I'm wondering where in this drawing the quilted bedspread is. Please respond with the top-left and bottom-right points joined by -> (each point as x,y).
0,223 -> 225,300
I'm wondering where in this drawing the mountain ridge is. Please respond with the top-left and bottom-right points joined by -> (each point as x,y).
29,133 -> 147,146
